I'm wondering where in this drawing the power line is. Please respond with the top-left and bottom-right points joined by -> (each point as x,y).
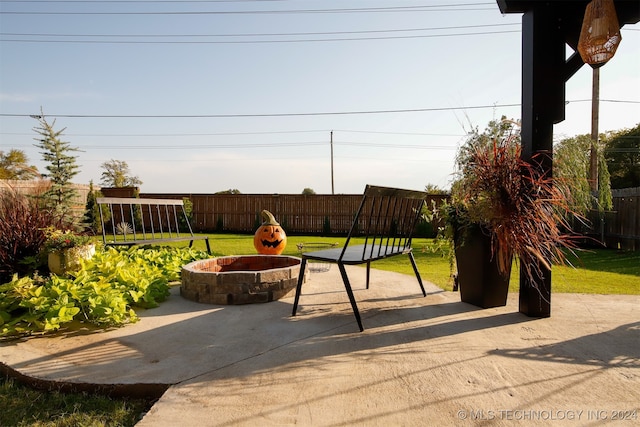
0,129 -> 467,137
338,141 -> 456,150
1,1 -> 296,2
333,130 -> 466,137
0,23 -> 519,39
567,99 -> 640,105
1,30 -> 520,44
2,100 -> 635,121
0,0 -> 490,2
3,141 -> 458,151
0,4 -> 496,15
64,141 -> 329,149
1,103 -> 522,119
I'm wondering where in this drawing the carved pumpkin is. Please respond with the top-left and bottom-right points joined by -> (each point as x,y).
253,210 -> 287,255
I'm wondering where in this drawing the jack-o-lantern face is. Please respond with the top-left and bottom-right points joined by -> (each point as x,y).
253,210 -> 287,255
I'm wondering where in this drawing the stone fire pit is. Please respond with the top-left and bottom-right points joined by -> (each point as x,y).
181,255 -> 301,305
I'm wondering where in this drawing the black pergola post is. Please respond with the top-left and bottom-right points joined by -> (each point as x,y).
519,5 -> 566,317
498,0 -> 639,317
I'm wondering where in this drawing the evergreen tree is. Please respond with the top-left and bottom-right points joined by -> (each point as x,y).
84,180 -> 106,233
33,113 -> 81,226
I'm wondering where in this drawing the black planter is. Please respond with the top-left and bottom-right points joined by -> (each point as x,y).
519,261 -> 551,317
454,226 -> 512,308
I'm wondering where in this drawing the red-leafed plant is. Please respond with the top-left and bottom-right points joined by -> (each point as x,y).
448,118 -> 583,286
0,190 -> 61,282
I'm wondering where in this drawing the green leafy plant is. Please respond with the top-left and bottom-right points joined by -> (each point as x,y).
0,246 -> 209,338
427,201 -> 458,279
179,197 -> 194,232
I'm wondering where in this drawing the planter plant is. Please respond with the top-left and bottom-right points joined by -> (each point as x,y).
44,228 -> 96,276
444,118 -> 581,309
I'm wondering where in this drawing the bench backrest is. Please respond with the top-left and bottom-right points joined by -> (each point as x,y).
96,197 -> 194,244
341,185 -> 427,261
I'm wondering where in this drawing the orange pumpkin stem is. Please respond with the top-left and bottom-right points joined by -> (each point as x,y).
261,210 -> 280,226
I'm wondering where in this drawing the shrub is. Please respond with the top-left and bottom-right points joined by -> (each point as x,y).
0,246 -> 210,338
44,228 -> 93,252
178,197 -> 193,232
322,216 -> 332,236
0,191 -> 60,282
84,181 -> 108,234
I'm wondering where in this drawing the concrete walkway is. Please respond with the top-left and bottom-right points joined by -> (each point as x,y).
1,266 -> 639,426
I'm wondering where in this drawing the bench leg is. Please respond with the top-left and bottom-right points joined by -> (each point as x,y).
408,252 -> 427,297
338,263 -> 364,332
188,238 -> 211,254
365,261 -> 371,289
291,258 -> 307,316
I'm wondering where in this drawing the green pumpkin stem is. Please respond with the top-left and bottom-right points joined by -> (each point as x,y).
261,210 -> 280,226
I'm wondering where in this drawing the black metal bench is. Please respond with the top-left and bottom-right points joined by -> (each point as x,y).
96,197 -> 211,253
291,185 -> 428,331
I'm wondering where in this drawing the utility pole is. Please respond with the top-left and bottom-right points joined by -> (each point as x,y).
330,130 -> 335,195
590,67 -> 600,194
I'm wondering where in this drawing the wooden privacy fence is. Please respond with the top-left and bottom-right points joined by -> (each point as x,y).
6,183 -> 637,246
139,192 -> 449,235
0,179 -> 94,220
139,189 -> 637,246
598,187 -> 640,251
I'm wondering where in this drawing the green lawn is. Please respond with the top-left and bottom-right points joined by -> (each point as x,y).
0,376 -> 154,427
180,234 -> 640,295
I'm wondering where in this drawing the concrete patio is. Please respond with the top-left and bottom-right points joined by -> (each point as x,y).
1,265 -> 638,426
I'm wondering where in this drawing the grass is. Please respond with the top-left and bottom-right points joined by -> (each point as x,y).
6,234 -> 638,426
0,375 -> 154,427
183,234 -> 640,295
553,249 -> 640,294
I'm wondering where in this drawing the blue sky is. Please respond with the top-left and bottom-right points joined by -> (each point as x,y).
1,1 -> 638,194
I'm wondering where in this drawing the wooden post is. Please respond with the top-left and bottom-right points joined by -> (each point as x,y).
518,6 -> 566,318
330,131 -> 335,195
590,67 -> 600,193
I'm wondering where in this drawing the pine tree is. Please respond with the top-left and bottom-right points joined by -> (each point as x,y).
33,113 -> 81,227
84,180 -> 106,233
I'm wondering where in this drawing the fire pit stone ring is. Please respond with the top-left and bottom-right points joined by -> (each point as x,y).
181,255 -> 302,305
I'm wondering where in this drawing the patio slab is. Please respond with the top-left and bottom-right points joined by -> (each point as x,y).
1,265 -> 638,426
